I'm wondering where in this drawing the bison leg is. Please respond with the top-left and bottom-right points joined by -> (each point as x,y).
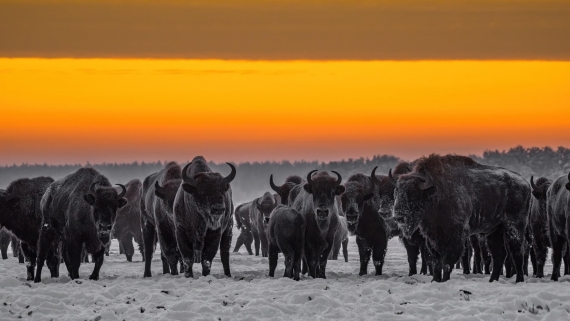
0,240 -> 8,260
120,235 -> 135,262
219,227 -> 233,277
461,241 -> 471,275
142,223 -> 156,278
504,252 -> 514,278
487,226 -> 507,282
160,252 -> 170,274
455,261 -> 461,269
563,244 -> 570,275
471,235 -> 482,274
244,231 -> 254,255
233,233 -> 245,253
356,237 -> 371,276
268,243 -> 279,278
65,242 -> 82,279
342,238 -> 349,263
260,230 -> 269,258
504,226 -> 525,283
20,243 -> 36,281
89,247 -> 105,280
34,225 -> 56,283
550,231 -> 566,281
252,229 -> 260,256
402,237 -> 419,276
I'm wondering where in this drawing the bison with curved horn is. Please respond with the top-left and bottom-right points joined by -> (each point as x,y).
35,168 -> 127,282
291,170 -> 344,278
546,172 -> 570,281
141,162 -> 183,277
111,179 -> 144,262
392,155 -> 531,283
250,192 -> 279,257
173,156 -> 236,278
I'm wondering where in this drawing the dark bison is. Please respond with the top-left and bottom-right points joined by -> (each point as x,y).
111,179 -> 144,262
35,168 -> 127,282
250,192 -> 279,257
268,205 -> 306,280
233,202 -> 254,255
270,175 -> 304,205
0,177 -> 54,280
329,216 -> 349,262
546,172 -> 570,281
141,162 -> 182,277
392,155 -> 531,283
291,170 -> 344,278
173,156 -> 235,278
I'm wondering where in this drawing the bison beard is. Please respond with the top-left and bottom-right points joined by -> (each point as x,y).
291,170 -> 345,279
393,155 -> 531,283
35,168 -> 127,282
173,156 -> 235,278
141,162 -> 183,278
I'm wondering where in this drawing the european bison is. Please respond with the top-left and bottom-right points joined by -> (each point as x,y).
291,170 -> 344,278
268,205 -> 306,280
141,162 -> 182,277
250,192 -> 279,257
0,177 -> 54,280
392,155 -> 531,283
546,172 -> 570,281
35,168 -> 127,282
233,202 -> 254,255
173,156 -> 235,278
112,179 -> 144,262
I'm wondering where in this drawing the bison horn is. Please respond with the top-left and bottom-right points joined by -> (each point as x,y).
418,176 -> 434,191
306,170 -> 318,185
269,174 -> 280,193
182,163 -> 197,186
89,182 -> 98,195
116,184 -> 127,199
530,176 -> 538,192
331,171 -> 342,186
388,169 -> 397,186
223,163 -> 237,184
370,166 -> 381,187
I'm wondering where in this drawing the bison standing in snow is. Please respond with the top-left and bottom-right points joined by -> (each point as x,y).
291,170 -> 344,279
392,155 -> 531,283
141,162 -> 183,277
328,215 -> 349,262
111,179 -> 144,262
35,168 -> 127,282
0,177 -> 54,280
546,172 -> 570,281
233,202 -> 254,255
268,205 -> 306,281
173,156 -> 235,278
250,192 -> 279,257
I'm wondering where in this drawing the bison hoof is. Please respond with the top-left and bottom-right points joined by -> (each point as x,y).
184,271 -> 193,278
89,274 -> 99,280
143,272 -> 152,278
551,275 -> 559,281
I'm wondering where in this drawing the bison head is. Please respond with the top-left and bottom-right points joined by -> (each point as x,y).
154,180 -> 181,210
304,170 -> 345,222
530,176 -> 551,200
270,175 -> 303,205
393,174 -> 436,237
369,167 -> 400,220
84,183 -> 128,242
256,193 -> 278,226
341,175 -> 374,233
181,162 -> 236,226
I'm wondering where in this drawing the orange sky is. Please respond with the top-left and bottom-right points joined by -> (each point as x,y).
1,58 -> 569,165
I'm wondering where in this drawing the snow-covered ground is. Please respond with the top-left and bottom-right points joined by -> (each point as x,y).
1,231 -> 570,321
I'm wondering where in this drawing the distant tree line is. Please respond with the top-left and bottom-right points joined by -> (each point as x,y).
1,146 -> 568,204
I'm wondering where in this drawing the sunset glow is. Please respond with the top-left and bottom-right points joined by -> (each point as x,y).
1,58 -> 569,165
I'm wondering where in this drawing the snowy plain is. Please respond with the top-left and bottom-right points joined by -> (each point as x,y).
1,230 -> 570,321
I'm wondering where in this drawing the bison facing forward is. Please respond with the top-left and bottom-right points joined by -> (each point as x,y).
112,179 -> 144,262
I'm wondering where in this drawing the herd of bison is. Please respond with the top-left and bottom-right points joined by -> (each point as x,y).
1,154 -> 570,285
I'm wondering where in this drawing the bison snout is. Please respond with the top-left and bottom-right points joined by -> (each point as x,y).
264,217 -> 270,224
211,204 -> 226,215
98,223 -> 112,232
316,208 -> 329,220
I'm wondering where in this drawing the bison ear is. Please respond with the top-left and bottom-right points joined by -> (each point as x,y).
363,193 -> 374,201
182,183 -> 197,194
303,183 -> 313,194
154,189 -> 166,199
117,198 -> 128,208
335,185 -> 346,195
531,190 -> 542,199
83,194 -> 96,206
423,186 -> 437,197
6,197 -> 20,208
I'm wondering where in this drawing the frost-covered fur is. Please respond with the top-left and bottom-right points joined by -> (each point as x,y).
268,205 -> 306,281
233,202 -> 254,255
0,177 -> 53,280
393,154 -> 531,283
141,162 -> 182,277
546,172 -> 570,281
35,168 -> 127,282
250,192 -> 278,257
341,172 -> 388,275
291,171 -> 345,279
173,156 -> 235,278
112,179 -> 143,263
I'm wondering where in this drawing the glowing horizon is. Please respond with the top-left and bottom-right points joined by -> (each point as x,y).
1,58 -> 569,166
